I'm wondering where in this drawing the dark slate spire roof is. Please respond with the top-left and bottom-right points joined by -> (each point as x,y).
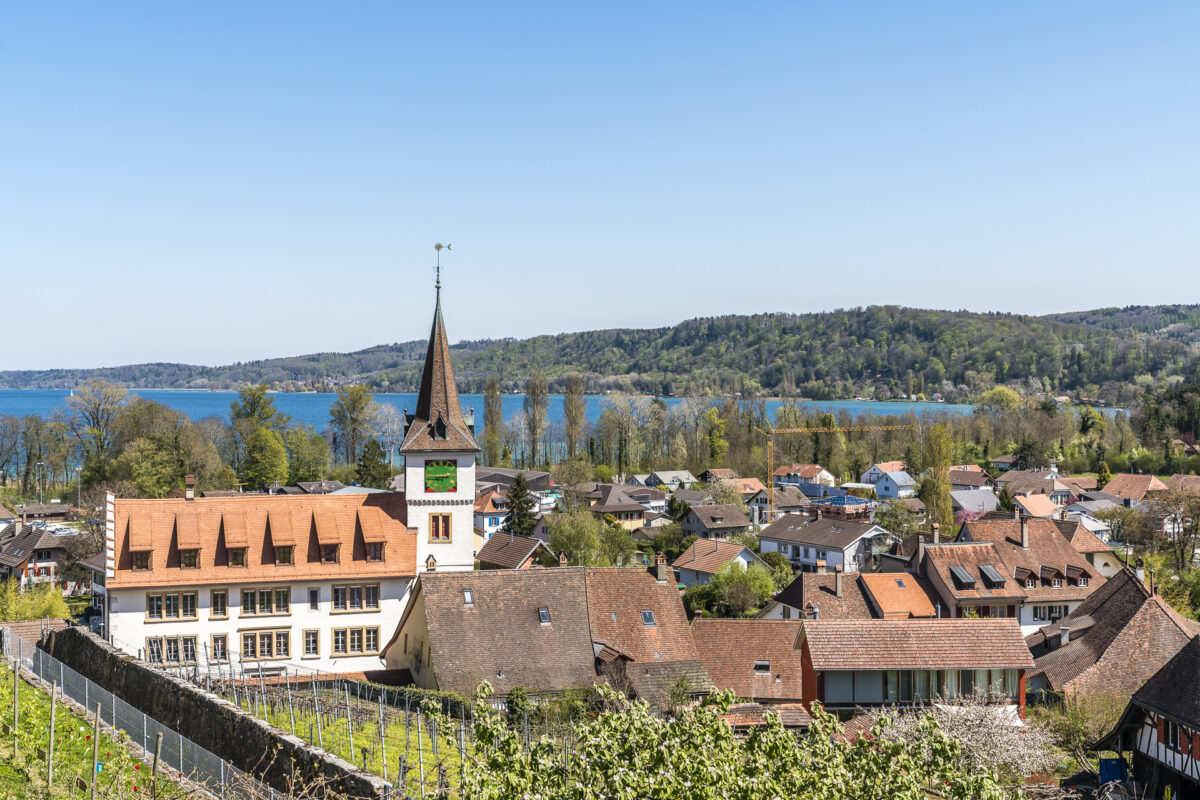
400,284 -> 480,453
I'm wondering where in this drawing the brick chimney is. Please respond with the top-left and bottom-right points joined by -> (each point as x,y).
834,566 -> 843,598
558,550 -> 568,567
816,560 -> 827,574
1060,508 -> 1069,521
1020,517 -> 1029,549
931,523 -> 940,544
655,552 -> 670,583
184,474 -> 196,501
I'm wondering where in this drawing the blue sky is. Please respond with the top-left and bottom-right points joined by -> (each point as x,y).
2,2 -> 1198,370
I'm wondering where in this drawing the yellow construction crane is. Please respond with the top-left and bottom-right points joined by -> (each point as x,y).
755,424 -> 914,521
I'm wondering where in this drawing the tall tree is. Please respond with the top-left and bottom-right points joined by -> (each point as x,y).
355,439 -> 392,489
229,384 -> 289,431
501,472 -> 538,537
242,427 -> 289,490
523,374 -> 549,468
329,385 -> 378,464
284,426 -> 331,483
563,374 -> 587,461
67,379 -> 127,480
921,424 -> 954,531
373,404 -> 405,465
484,376 -> 503,467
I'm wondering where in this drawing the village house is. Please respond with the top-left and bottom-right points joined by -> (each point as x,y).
772,463 -> 836,490
747,487 -> 805,526
475,467 -> 553,493
690,619 -> 806,705
588,485 -> 647,530
1097,637 -> 1200,799
796,619 -> 1035,717
1025,566 -> 1199,698
671,539 -> 768,587
680,503 -> 750,540
948,469 -> 997,492
475,531 -> 553,570
720,478 -> 767,506
0,522 -> 90,594
699,468 -> 740,483
472,490 -> 509,539
860,461 -> 906,484
671,488 -> 714,508
382,561 -> 714,708
950,489 -> 1001,516
1013,493 -> 1059,518
645,470 -> 698,491
1102,473 -> 1169,504
874,471 -> 917,499
758,512 -> 894,573
622,486 -> 668,514
757,569 -> 942,621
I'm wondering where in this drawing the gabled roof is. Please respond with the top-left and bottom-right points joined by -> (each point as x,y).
1133,636 -> 1200,728
868,461 -> 906,474
759,514 -> 885,550
701,469 -> 740,481
948,470 -> 994,487
771,571 -> 873,620
0,525 -> 75,568
772,463 -> 829,479
400,285 -> 479,453
858,573 -> 939,619
591,484 -> 646,515
672,539 -> 758,576
585,567 -> 702,664
473,490 -> 508,515
475,532 -> 548,569
923,542 -> 1025,602
749,487 -> 804,509
671,489 -> 714,506
1102,473 -> 1168,503
647,470 -> 697,485
882,470 -> 915,487
690,619 -> 805,700
1014,493 -> 1059,518
950,489 -> 1000,514
722,478 -> 767,497
1029,568 -> 1200,695
957,517 -> 1104,602
1056,519 -> 1113,555
685,503 -> 749,530
1168,474 -> 1200,495
800,619 -> 1034,670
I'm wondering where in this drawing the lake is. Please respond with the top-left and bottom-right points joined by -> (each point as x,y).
0,389 -> 973,430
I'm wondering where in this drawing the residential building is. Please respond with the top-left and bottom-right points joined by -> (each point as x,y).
15,504 -> 73,523
950,489 -> 1000,515
874,471 -> 917,499
475,532 -> 552,570
699,468 -> 740,483
772,463 -> 835,490
671,539 -> 768,587
588,485 -> 647,530
857,573 -> 941,619
100,492 -> 416,672
382,562 -> 714,708
0,523 -> 88,593
861,461 -> 906,484
1096,637 -> 1200,798
796,619 -> 1034,717
948,470 -> 997,492
720,478 -> 767,506
626,474 -> 651,487
691,619 -> 805,703
645,470 -> 698,491
1056,518 -> 1123,577
680,504 -> 750,540
990,454 -> 1017,472
1014,493 -> 1059,518
475,467 -> 552,493
757,570 -> 872,621
472,490 -> 509,538
622,486 -> 668,514
1099,473 -> 1168,504
747,487 -> 805,525
671,488 -> 714,508
758,512 -> 894,573
1025,567 -> 1199,698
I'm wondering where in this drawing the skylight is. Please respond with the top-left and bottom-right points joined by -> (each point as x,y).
754,660 -> 770,674
641,610 -> 656,627
538,607 -> 550,624
895,578 -> 906,588
463,589 -> 474,606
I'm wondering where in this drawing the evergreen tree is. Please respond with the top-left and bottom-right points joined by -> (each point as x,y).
1097,461 -> 1112,489
243,427 -> 289,490
355,439 -> 391,489
501,472 -> 538,537
997,484 -> 1014,513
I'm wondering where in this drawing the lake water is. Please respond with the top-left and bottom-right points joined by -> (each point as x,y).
0,389 -> 973,430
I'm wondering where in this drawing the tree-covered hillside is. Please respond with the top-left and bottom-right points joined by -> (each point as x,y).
3,305 -> 1198,403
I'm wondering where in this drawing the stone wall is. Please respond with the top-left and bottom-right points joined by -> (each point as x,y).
43,627 -> 391,799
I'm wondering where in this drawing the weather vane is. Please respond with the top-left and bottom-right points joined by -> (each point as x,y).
434,242 -> 453,289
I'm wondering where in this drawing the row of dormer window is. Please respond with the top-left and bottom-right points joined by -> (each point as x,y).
130,542 -> 385,571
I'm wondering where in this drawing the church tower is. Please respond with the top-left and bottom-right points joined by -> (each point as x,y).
400,266 -> 479,574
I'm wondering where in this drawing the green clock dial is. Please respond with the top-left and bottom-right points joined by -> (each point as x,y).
424,460 -> 458,493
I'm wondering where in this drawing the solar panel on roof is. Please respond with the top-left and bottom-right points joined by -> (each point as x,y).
949,565 -> 976,589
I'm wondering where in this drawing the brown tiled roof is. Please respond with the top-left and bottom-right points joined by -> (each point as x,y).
1168,474 -> 1200,494
724,702 -> 812,730
949,470 -> 993,487
671,539 -> 756,576
893,529 -> 958,559
771,571 -> 873,620
801,619 -> 1034,670
772,463 -> 829,479
858,573 -> 939,619
751,487 -> 805,509
473,490 -> 507,514
1029,568 -> 1200,695
1056,520 -> 1113,555
591,485 -> 646,515
923,543 -> 1026,603
703,469 -> 740,481
476,532 -> 546,569
1014,494 -> 1059,518
958,517 -> 1105,603
585,567 -> 701,664
0,525 -> 76,568
400,289 -> 479,453
686,504 -> 749,530
1102,474 -> 1168,503
759,515 -> 881,549
108,494 -> 415,589
1134,636 -> 1200,728
409,568 -> 598,696
690,619 -> 805,701
722,478 -> 767,497
870,461 -> 906,474
1067,476 -> 1099,491
627,660 -> 714,708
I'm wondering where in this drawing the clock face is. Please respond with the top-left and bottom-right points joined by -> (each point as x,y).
424,459 -> 457,493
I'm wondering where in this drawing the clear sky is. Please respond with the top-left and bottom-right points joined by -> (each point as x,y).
2,2 -> 1198,370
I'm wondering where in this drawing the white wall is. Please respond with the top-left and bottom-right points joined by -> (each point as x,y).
108,578 -> 412,673
405,452 -> 477,571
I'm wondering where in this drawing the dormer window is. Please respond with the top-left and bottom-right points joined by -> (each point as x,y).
754,660 -> 770,675
180,549 -> 199,569
538,607 -> 551,625
276,546 -> 294,566
1025,578 -> 1036,589
366,543 -> 384,562
321,544 -> 339,564
1078,576 -> 1088,587
229,548 -> 247,567
1052,578 -> 1062,588
133,553 -> 150,571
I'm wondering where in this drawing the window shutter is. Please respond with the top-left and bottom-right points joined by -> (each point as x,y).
1193,732 -> 1199,757
1158,716 -> 1166,744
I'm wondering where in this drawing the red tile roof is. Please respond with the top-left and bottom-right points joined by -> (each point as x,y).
1102,474 -> 1168,503
671,539 -> 756,575
858,573 -> 939,619
585,568 -> 700,664
690,619 -> 805,701
800,619 -> 1034,671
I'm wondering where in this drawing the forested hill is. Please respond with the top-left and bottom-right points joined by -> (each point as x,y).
4,305 -> 1199,404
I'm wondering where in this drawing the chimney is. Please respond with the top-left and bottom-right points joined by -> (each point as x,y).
1150,568 -> 1157,596
931,523 -> 940,544
815,508 -> 822,520
557,550 -> 568,567
1135,557 -> 1145,584
834,566 -> 843,598
1060,508 -> 1069,521
655,552 -> 669,583
1020,517 -> 1029,549
809,604 -> 819,620
935,601 -> 942,619
1059,625 -> 1070,646
917,539 -> 926,574
1013,508 -> 1020,521
184,474 -> 196,501
816,561 -> 827,575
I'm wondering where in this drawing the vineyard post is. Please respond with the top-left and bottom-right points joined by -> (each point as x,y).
344,683 -> 354,744
90,702 -> 101,800
459,720 -> 465,790
378,693 -> 388,782
47,681 -> 57,786
312,676 -> 323,750
12,639 -> 19,758
151,731 -> 163,799
284,670 -> 296,736
416,710 -> 425,799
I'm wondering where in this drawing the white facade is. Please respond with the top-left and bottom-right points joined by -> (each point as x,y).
760,537 -> 853,572
107,577 -> 413,673
405,452 -> 477,572
676,548 -> 764,587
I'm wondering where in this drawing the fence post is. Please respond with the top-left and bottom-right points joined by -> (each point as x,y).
12,638 -> 19,758
284,671 -> 296,736
91,702 -> 101,800
312,676 -> 324,749
151,731 -> 162,799
345,683 -> 354,746
459,720 -> 465,790
219,759 -> 226,799
143,711 -> 148,752
178,731 -> 184,774
417,711 -> 425,799
378,693 -> 388,782
47,681 -> 57,786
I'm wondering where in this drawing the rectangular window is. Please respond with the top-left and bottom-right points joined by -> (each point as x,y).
365,628 -> 379,653
241,590 -> 256,615
147,594 -> 163,620
211,634 -> 227,662
164,637 -> 180,664
333,586 -> 347,611
333,629 -> 347,655
1052,578 -> 1062,588
365,585 -> 379,609
133,553 -> 150,571
181,636 -> 197,664
320,544 -> 339,564
241,633 -> 257,659
349,586 -> 363,610
180,549 -> 199,569
429,513 -> 452,542
1078,576 -> 1088,587
349,629 -> 363,653
331,627 -> 379,656
258,632 -> 273,659
229,548 -> 247,567
538,607 -> 551,625
308,588 -> 319,611
463,589 -> 474,607
211,590 -> 228,619
641,610 -> 656,627
275,631 -> 289,658
366,543 -> 383,562
164,594 -> 180,619
754,660 -> 770,675
276,546 -> 294,566
259,590 -> 273,615
274,589 -> 289,614
181,593 -> 197,619
146,639 -> 163,663
304,630 -> 319,656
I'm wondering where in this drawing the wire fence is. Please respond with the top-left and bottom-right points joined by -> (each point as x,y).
2,626 -> 285,800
